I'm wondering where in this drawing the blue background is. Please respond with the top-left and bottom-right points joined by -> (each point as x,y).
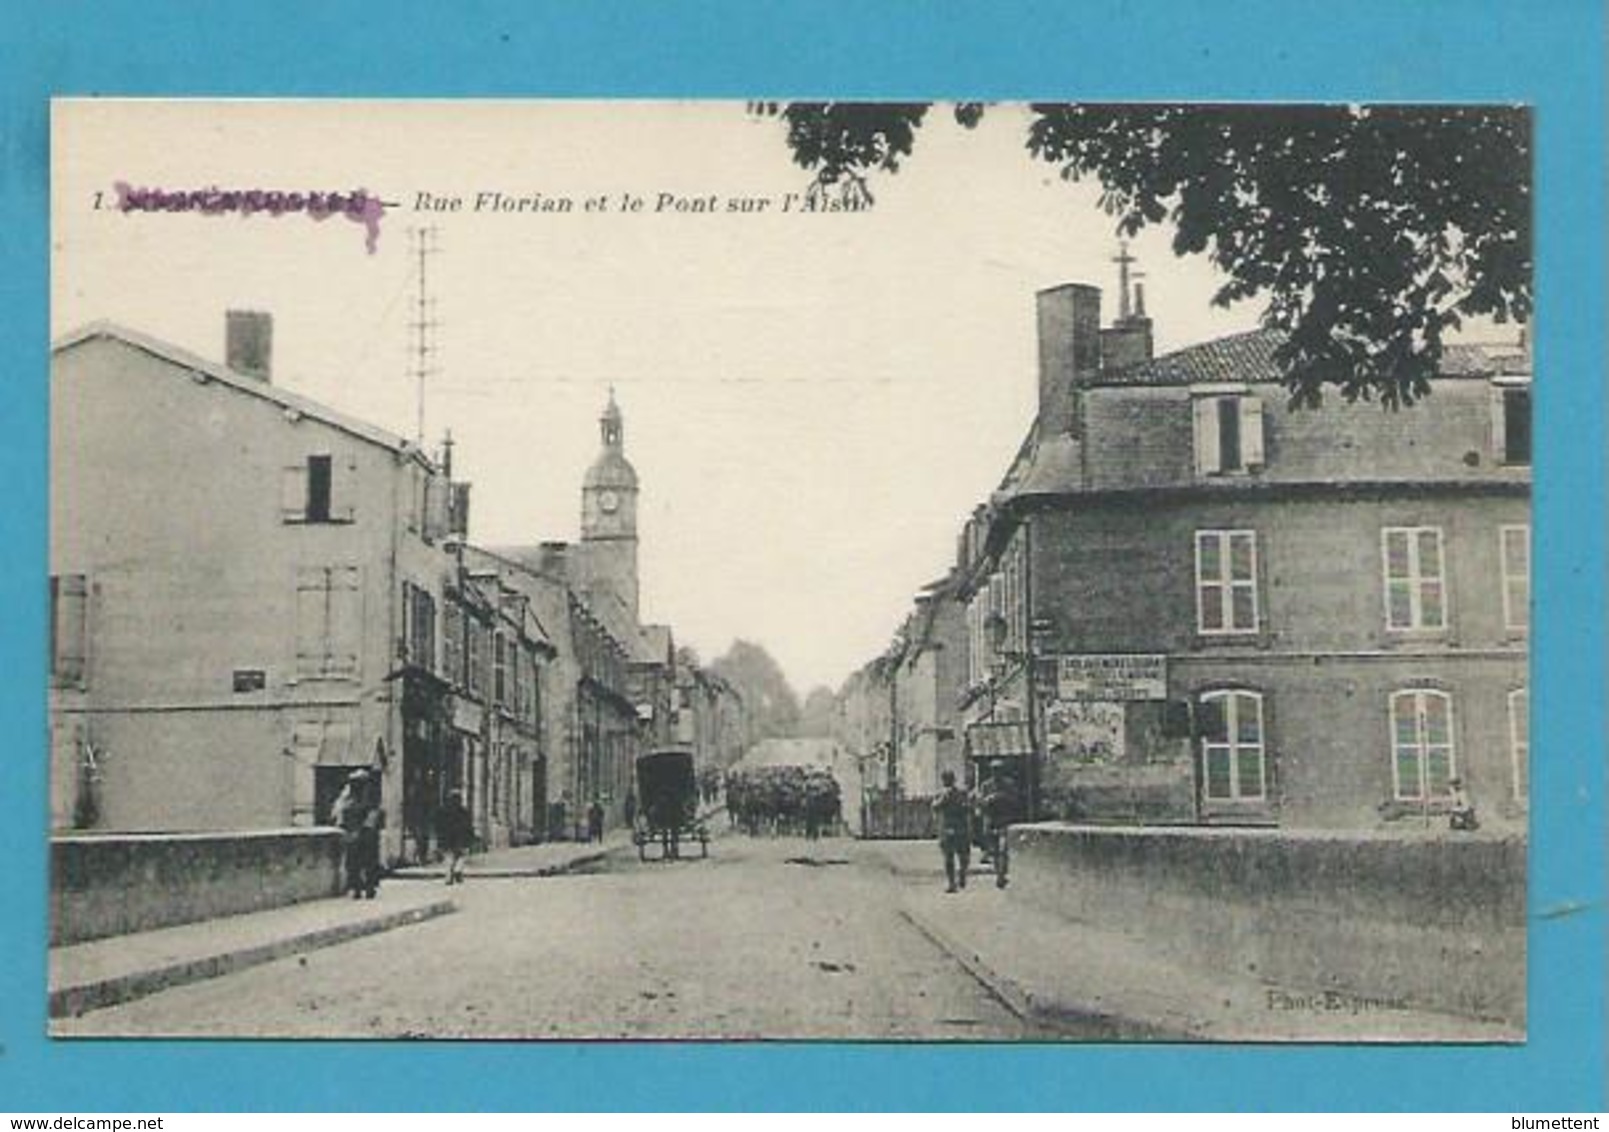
1,0 -> 1603,1113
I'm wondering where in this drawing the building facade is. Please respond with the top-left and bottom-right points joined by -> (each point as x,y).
956,281 -> 1530,830
892,583 -> 968,799
49,317 -> 469,862
51,320 -> 718,860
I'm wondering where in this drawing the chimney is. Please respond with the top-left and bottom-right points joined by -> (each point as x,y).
1036,283 -> 1102,438
537,540 -> 570,581
226,310 -> 272,382
1100,314 -> 1154,372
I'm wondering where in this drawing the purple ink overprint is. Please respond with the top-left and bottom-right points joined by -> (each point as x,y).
112,182 -> 387,252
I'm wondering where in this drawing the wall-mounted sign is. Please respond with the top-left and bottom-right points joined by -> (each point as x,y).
1055,654 -> 1167,701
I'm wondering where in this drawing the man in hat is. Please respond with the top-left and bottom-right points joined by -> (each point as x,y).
974,762 -> 1020,889
436,788 -> 474,886
332,769 -> 373,899
931,769 -> 972,893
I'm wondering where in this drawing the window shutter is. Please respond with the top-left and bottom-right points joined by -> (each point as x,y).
52,574 -> 89,686
294,567 -> 328,677
1489,384 -> 1507,460
328,566 -> 362,677
329,455 -> 358,523
1192,397 -> 1220,475
1240,396 -> 1265,468
281,464 -> 308,522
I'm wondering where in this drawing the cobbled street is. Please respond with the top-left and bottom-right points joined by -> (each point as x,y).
57,834 -> 1033,1040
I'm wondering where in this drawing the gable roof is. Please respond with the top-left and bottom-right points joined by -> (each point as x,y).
638,624 -> 674,666
53,321 -> 433,467
1103,327 -> 1531,387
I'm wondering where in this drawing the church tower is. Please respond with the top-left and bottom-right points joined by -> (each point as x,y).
580,389 -> 640,620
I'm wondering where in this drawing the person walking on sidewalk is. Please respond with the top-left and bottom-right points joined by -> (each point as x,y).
932,770 -> 972,893
586,798 -> 605,843
437,789 -> 473,886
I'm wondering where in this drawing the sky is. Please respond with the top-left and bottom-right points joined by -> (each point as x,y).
52,100 -> 1265,695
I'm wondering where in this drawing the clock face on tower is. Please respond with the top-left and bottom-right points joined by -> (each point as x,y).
599,490 -> 620,514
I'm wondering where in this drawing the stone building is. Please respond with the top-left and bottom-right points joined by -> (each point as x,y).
488,391 -> 682,835
956,278 -> 1530,829
673,659 -> 748,773
892,580 -> 968,799
49,316 -> 471,861
421,562 -> 554,853
469,542 -> 641,839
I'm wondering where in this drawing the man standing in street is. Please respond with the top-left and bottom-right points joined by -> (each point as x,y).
437,789 -> 473,886
932,769 -> 972,893
331,769 -> 369,899
975,764 -> 1020,889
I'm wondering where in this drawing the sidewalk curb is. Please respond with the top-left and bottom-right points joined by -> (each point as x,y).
898,904 -> 1197,1042
390,845 -> 622,880
50,898 -> 457,1019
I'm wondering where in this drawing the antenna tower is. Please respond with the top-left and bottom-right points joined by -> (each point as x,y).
407,226 -> 441,447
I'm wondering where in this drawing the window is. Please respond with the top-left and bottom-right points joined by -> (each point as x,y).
1192,391 -> 1264,475
467,620 -> 486,699
967,583 -> 993,687
282,454 -> 355,523
49,574 -> 88,687
1199,690 -> 1266,802
1382,527 -> 1446,631
510,639 -> 524,719
1390,689 -> 1456,801
1195,530 -> 1259,634
1491,382 -> 1531,466
1508,688 -> 1529,802
1500,525 -> 1530,632
493,630 -> 509,709
443,603 -> 464,688
306,455 -> 332,522
402,583 -> 436,672
530,658 -> 543,729
294,566 -> 361,678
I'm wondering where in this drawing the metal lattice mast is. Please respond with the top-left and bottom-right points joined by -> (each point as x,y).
408,226 -> 441,447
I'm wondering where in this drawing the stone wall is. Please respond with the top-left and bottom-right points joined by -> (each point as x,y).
1009,822 -> 1526,1025
51,829 -> 343,946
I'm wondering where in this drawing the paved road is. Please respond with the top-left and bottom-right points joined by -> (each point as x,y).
58,835 -> 1031,1040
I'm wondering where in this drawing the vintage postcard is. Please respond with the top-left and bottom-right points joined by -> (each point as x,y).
48,99 -> 1529,1041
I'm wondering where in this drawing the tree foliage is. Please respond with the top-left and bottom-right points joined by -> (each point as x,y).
708,639 -> 802,743
796,686 -> 838,739
763,102 -> 1531,407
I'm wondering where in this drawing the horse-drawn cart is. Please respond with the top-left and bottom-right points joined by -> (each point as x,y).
634,747 -> 709,861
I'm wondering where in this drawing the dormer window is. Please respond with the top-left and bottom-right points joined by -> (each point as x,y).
1191,386 -> 1264,476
